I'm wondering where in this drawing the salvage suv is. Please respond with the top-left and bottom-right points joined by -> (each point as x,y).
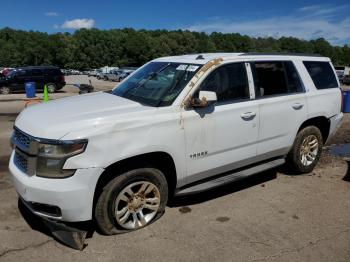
9,53 -> 343,234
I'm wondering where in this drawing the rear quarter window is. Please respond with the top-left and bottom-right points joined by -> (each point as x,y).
303,61 -> 338,89
45,68 -> 61,76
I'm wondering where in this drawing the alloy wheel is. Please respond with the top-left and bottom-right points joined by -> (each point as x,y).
299,135 -> 319,166
114,181 -> 160,230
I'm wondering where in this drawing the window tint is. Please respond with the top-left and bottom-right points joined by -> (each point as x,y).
16,70 -> 30,77
31,69 -> 42,76
303,61 -> 338,89
45,69 -> 61,76
199,63 -> 249,103
251,61 -> 303,97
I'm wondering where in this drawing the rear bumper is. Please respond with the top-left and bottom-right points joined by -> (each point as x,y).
327,112 -> 343,143
56,82 -> 66,89
9,151 -> 104,222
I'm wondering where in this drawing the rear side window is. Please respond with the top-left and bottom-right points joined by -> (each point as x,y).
199,62 -> 249,103
31,69 -> 42,76
303,61 -> 338,89
251,61 -> 303,97
45,68 -> 61,76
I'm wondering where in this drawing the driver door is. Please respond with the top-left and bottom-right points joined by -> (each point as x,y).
180,62 -> 259,186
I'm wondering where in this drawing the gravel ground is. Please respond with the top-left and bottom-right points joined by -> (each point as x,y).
0,77 -> 349,262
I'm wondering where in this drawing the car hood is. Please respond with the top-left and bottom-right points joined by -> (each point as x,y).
15,92 -> 156,139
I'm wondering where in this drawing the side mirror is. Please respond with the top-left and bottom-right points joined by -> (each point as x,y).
191,91 -> 217,108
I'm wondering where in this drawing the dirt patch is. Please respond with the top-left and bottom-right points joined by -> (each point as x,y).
0,113 -> 18,117
0,156 -> 10,173
0,180 -> 12,190
216,217 -> 230,222
179,206 -> 192,214
0,113 -> 18,122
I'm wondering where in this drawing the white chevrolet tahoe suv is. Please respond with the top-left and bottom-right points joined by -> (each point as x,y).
9,53 -> 343,234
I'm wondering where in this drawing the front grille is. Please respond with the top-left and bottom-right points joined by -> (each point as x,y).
14,150 -> 28,173
13,149 -> 37,176
13,129 -> 32,152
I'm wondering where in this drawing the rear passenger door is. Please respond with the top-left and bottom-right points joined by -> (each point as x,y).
251,61 -> 307,157
31,69 -> 45,90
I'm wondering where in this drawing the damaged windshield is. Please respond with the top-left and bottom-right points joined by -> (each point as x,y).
112,62 -> 202,107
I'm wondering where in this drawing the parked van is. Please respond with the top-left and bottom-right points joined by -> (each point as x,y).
0,66 -> 65,94
335,65 -> 350,82
9,53 -> 343,235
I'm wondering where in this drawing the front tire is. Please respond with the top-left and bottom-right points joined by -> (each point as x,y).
0,86 -> 10,94
95,168 -> 168,235
286,126 -> 323,174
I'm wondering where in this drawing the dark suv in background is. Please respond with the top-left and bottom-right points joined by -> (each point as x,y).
0,66 -> 66,94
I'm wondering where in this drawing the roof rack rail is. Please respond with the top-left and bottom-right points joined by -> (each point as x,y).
240,52 -> 324,57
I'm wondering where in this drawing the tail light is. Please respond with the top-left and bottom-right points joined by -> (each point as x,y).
60,74 -> 65,82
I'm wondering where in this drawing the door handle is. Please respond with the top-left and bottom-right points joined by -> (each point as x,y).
292,103 -> 304,110
240,112 -> 256,120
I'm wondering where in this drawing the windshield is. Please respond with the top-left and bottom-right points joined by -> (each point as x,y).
6,70 -> 16,78
111,62 -> 201,107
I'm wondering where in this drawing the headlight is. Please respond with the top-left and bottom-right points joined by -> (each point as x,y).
36,140 -> 87,178
38,142 -> 86,158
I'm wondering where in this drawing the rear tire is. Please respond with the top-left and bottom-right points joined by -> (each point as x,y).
0,86 -> 10,95
95,168 -> 168,235
47,83 -> 56,93
286,126 -> 323,174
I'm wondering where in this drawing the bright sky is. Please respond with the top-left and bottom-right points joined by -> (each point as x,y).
0,0 -> 349,45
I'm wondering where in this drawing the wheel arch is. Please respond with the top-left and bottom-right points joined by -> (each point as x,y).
298,116 -> 330,143
92,151 -> 177,215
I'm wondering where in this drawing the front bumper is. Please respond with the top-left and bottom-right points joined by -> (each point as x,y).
9,151 -> 104,222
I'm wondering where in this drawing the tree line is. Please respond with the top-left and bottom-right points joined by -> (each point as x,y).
0,27 -> 349,70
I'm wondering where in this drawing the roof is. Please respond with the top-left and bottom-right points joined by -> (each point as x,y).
16,66 -> 60,70
153,52 -> 329,64
154,53 -> 243,64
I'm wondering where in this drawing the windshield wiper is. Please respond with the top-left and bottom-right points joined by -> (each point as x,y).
123,63 -> 171,99
156,70 -> 187,107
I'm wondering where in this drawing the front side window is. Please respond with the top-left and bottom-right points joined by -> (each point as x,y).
303,61 -> 338,89
112,62 -> 201,107
199,62 -> 249,103
251,61 -> 303,97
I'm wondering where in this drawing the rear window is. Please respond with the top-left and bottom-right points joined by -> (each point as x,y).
303,61 -> 338,89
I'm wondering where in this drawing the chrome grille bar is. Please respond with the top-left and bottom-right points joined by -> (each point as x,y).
14,148 -> 37,176
12,127 -> 39,176
12,127 -> 39,155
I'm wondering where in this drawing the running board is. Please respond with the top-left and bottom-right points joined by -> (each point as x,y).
175,158 -> 285,196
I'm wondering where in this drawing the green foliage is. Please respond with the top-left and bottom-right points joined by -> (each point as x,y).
0,27 -> 349,70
